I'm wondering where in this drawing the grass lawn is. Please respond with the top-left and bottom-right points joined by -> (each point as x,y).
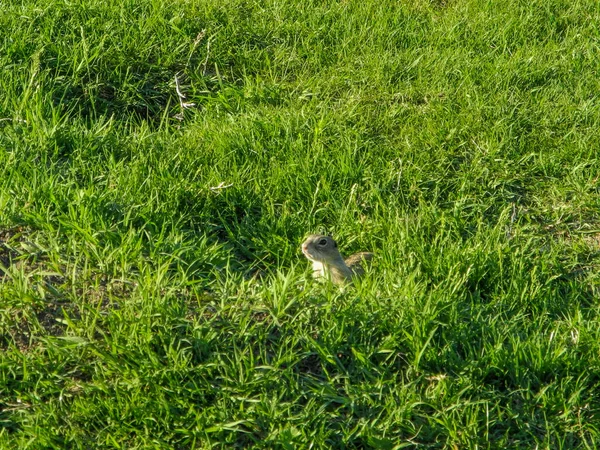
1,0 -> 600,447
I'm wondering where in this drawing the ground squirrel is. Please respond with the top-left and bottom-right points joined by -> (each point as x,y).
301,234 -> 373,285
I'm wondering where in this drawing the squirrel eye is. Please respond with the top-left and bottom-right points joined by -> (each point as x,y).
318,238 -> 328,246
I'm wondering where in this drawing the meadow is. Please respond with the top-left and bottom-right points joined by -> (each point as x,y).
1,0 -> 600,447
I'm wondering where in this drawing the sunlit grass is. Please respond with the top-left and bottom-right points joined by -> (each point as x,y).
1,0 -> 599,447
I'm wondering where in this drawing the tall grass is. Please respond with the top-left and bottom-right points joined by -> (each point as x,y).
1,0 -> 599,447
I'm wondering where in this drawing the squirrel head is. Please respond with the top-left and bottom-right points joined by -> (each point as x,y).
301,234 -> 342,264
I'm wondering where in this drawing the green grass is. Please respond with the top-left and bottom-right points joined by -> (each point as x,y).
1,0 -> 600,447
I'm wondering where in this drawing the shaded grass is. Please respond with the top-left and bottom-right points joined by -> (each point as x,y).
1,0 -> 600,448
